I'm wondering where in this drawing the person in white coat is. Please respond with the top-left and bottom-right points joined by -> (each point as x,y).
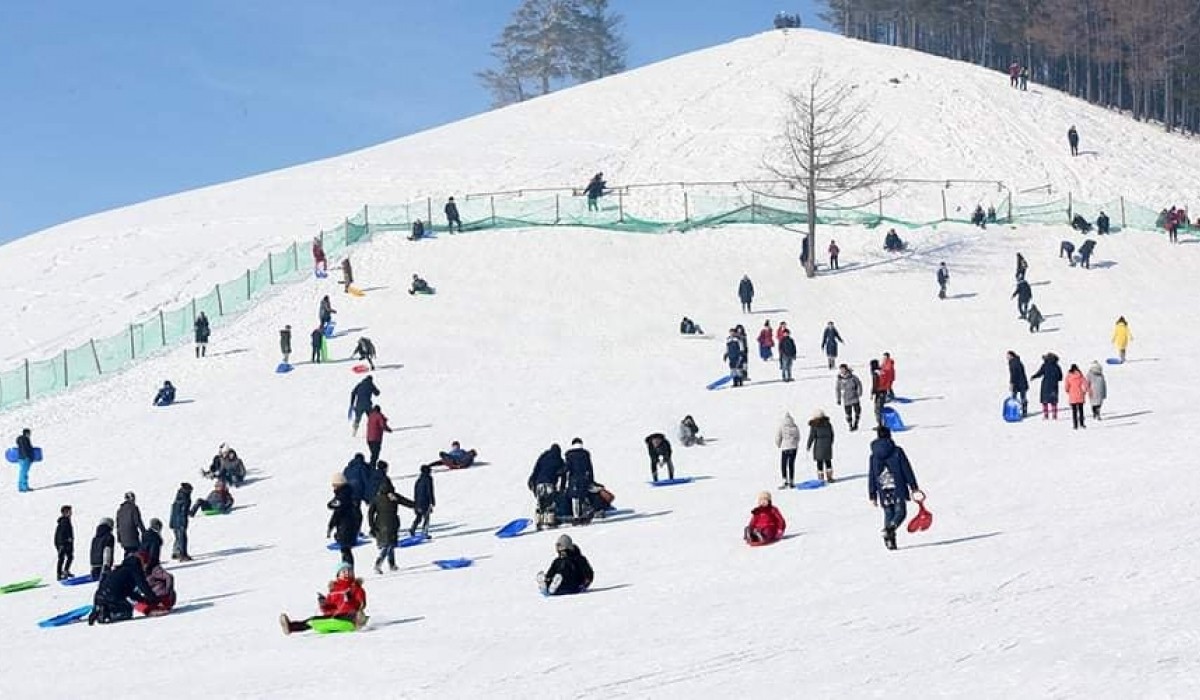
775,412 -> 801,488
1086,361 -> 1107,420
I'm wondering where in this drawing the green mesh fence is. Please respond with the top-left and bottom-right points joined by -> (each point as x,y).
2,183 -> 1191,412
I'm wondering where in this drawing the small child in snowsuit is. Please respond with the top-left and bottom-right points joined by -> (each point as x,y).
1026,304 -> 1044,333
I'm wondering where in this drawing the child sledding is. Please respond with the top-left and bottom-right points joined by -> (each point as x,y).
744,492 -> 786,545
280,563 -> 368,634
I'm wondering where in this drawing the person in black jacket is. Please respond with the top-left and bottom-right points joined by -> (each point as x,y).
15,428 -> 35,493
1030,352 -> 1063,420
778,328 -> 797,381
409,218 -> 426,240
349,376 -> 380,436
737,275 -> 754,313
370,478 -> 414,574
353,337 -> 376,370
115,492 -> 145,557
584,174 -> 606,212
1016,252 -> 1028,281
936,263 -> 949,299
444,197 -> 463,233
280,325 -> 292,364
89,551 -> 159,625
644,433 -> 674,483
564,438 -> 596,525
153,381 -> 176,406
90,518 -> 115,581
55,505 -> 74,580
538,534 -> 594,595
410,465 -> 435,538
1012,279 -> 1033,318
1067,125 -> 1079,156
529,444 -> 566,530
328,474 -> 362,567
169,483 -> 194,561
139,519 -> 164,569
821,322 -> 844,369
1078,239 -> 1097,269
194,312 -> 211,358
1007,351 -> 1029,416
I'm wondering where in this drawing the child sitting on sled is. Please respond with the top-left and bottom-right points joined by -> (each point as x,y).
744,491 -> 786,544
280,563 -> 367,634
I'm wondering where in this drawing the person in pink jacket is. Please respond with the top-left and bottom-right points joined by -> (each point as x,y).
1064,363 -> 1091,430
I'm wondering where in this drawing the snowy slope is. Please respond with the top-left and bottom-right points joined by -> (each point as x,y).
3,28 -> 1199,366
2,218 -> 1200,697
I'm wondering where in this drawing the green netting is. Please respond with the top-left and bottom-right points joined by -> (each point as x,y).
95,333 -> 134,374
163,306 -> 191,345
250,259 -> 272,297
131,321 -> 163,359
28,357 -> 63,396
346,220 -> 369,245
271,245 -> 299,282
0,365 -> 26,409
65,343 -> 99,387
218,277 -> 251,316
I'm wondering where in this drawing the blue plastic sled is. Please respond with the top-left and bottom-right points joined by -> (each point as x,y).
795,479 -> 826,490
706,375 -> 733,390
434,558 -> 473,570
495,518 -> 531,539
315,269 -> 328,279
60,574 -> 95,587
323,322 -> 337,338
1106,358 -> 1124,365
890,396 -> 914,404
650,477 -> 694,487
326,534 -> 371,551
397,534 -> 428,548
880,407 -> 907,432
5,447 -> 43,463
275,363 -> 293,374
1002,397 -> 1023,423
38,605 -> 93,628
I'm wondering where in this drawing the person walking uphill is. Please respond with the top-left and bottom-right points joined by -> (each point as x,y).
1030,352 -> 1063,420
807,409 -> 836,483
410,464 -> 435,538
778,328 -> 797,382
775,412 -> 801,489
116,492 -> 145,557
444,197 -> 463,233
349,375 -> 380,436
370,480 -> 414,574
822,322 -> 844,369
365,405 -> 392,467
1064,364 -> 1092,430
1112,316 -> 1132,362
1007,351 -> 1029,416
1068,125 -> 1080,157
55,505 -> 75,580
836,364 -> 863,431
738,275 -> 755,313
193,312 -> 210,358
169,482 -> 194,562
868,427 -> 920,551
328,473 -> 362,567
1086,361 -> 1107,419
15,428 -> 35,493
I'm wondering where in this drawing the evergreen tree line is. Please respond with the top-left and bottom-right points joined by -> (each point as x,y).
478,0 -> 627,108
819,0 -> 1200,133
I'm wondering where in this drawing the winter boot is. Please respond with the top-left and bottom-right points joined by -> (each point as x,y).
884,526 -> 897,550
778,482 -> 790,490
825,469 -> 834,484
537,571 -> 549,595
373,562 -> 383,575
280,613 -> 292,635
547,573 -> 564,595
353,610 -> 369,629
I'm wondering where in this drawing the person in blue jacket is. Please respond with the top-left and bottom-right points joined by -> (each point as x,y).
153,381 -> 176,406
529,444 -> 566,530
737,275 -> 755,313
410,465 -> 435,538
15,428 -> 35,493
564,438 -> 596,525
821,322 -> 844,370
723,329 -> 747,387
867,427 -> 920,551
342,453 -> 371,505
1007,351 -> 1029,416
349,376 -> 380,436
1030,352 -> 1063,420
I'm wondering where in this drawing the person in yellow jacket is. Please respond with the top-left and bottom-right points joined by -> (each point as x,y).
1112,316 -> 1132,362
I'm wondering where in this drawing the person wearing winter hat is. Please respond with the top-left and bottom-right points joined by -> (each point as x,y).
90,517 -> 116,581
538,534 -> 594,596
89,549 -> 159,625
744,491 -> 786,544
1086,361 -> 1107,420
328,472 -> 362,567
775,412 -> 801,489
170,482 -> 194,561
139,518 -> 164,568
116,492 -> 146,557
280,562 -> 368,634
564,438 -> 596,525
807,409 -> 836,482
868,426 -> 920,551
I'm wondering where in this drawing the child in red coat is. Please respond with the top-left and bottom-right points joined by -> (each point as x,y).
744,492 -> 786,544
280,563 -> 368,634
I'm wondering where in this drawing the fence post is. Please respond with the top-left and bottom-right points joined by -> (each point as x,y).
1067,191 -> 1073,221
246,269 -> 251,300
363,204 -> 370,235
555,194 -> 560,224
618,191 -> 625,223
427,198 -> 433,230
684,191 -> 689,222
90,339 -> 101,374
268,254 -> 275,285
63,350 -> 68,388
490,196 -> 496,227
1120,196 -> 1126,228
878,191 -> 884,222
25,359 -> 30,400
941,190 -> 948,221
129,324 -> 135,360
216,285 -> 224,316
751,193 -> 757,223
293,241 -> 299,271
160,309 -> 166,345
1006,192 -> 1013,222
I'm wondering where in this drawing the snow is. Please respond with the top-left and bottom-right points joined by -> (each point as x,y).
2,29 -> 1200,698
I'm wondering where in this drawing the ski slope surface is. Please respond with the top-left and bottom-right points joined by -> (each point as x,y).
2,28 -> 1199,366
2,28 -> 1200,699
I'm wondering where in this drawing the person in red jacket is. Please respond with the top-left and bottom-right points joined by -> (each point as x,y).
757,321 -> 775,361
744,492 -> 786,544
365,405 -> 392,467
880,352 -> 896,401
311,237 -> 327,274
280,563 -> 367,634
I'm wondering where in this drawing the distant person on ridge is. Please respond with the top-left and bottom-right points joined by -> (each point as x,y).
444,197 -> 463,233
1009,60 -> 1020,88
1068,125 -> 1080,156
193,312 -> 210,358
1019,66 -> 1029,90
584,173 -> 606,212
738,275 -> 755,313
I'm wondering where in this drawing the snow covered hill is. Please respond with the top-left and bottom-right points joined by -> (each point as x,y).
1,29 -> 1199,698
2,28 -> 1198,366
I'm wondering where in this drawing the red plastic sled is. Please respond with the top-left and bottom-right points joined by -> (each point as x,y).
351,364 -> 370,374
907,491 -> 933,533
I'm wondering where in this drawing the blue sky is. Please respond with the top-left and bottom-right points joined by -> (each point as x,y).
0,1 -> 823,242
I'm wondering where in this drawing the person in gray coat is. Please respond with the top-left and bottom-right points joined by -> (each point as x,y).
115,492 -> 146,557
1086,361 -> 1107,419
775,412 -> 801,488
806,409 -> 836,482
835,364 -> 863,431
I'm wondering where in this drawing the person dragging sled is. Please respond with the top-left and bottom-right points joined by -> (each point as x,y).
281,563 -> 368,634
744,492 -> 786,545
645,433 -> 675,483
538,534 -> 594,596
868,427 -> 921,551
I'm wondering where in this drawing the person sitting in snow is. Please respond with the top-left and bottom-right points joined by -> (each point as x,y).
409,274 -> 432,295
409,219 -> 426,241
678,415 -> 704,446
971,205 -> 987,228
280,563 -> 368,634
644,432 -> 675,483
133,562 -> 177,617
426,441 -> 477,469
191,480 -> 235,515
352,337 -> 376,370
1071,214 -> 1092,233
744,491 -> 786,544
884,229 -> 905,252
679,317 -> 703,335
153,381 -> 176,406
203,444 -> 246,486
89,551 -> 159,625
538,534 -> 594,595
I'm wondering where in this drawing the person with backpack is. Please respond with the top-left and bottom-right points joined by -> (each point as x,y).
528,444 -> 566,531
55,505 -> 75,581
169,483 -> 194,562
14,428 -> 35,493
821,322 -> 844,369
1030,352 -> 1063,420
279,325 -> 292,365
538,534 -> 594,595
775,412 -> 801,489
807,409 -> 836,483
778,327 -> 797,382
445,197 -> 463,233
1087,361 -> 1107,420
193,312 -> 210,358
756,321 -> 774,361
737,275 -> 755,313
1064,363 -> 1092,430
836,364 -> 864,431
89,517 -> 115,581
936,262 -> 949,299
115,492 -> 145,557
644,433 -> 674,483
867,427 -> 921,551
1007,351 -> 1029,416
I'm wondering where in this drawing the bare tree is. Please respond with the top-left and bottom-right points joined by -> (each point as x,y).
763,71 -> 889,278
